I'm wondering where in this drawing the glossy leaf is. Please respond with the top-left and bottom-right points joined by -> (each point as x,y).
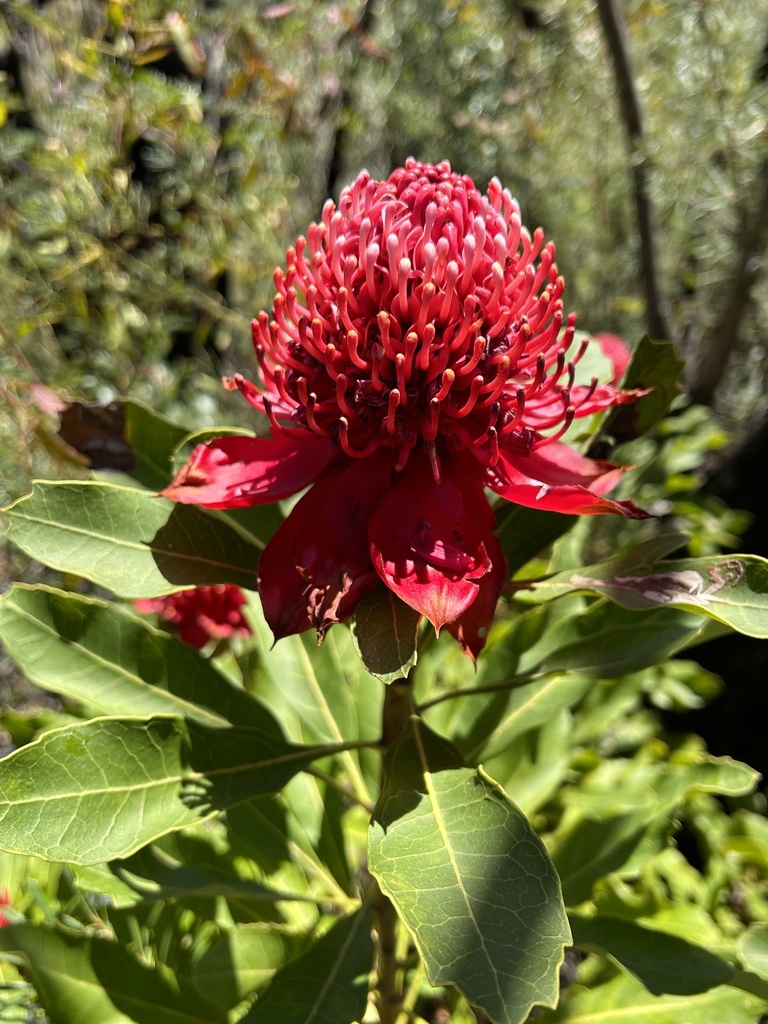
531,546 -> 768,638
0,585 -> 279,733
605,334 -> 686,443
569,913 -> 734,995
369,721 -> 570,1024
523,602 -> 728,677
192,924 -> 308,1010
239,908 -> 374,1024
352,582 -> 420,683
0,716 -> 356,864
4,481 -> 262,596
738,924 -> 768,983
0,923 -> 226,1024
539,969 -> 763,1024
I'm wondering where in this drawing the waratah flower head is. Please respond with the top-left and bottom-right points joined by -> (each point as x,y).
164,159 -> 648,659
135,585 -> 252,650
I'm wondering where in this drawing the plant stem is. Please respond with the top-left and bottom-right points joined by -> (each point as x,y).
374,676 -> 415,1023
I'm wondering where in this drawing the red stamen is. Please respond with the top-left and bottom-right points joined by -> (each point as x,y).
386,389 -> 400,434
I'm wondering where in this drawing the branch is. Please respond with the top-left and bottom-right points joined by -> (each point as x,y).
322,0 -> 381,201
686,143 -> 768,405
595,0 -> 674,341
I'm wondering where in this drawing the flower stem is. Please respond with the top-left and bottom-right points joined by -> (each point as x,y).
375,676 -> 415,1023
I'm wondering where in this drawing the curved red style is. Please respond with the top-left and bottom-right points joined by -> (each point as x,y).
163,160 -> 649,659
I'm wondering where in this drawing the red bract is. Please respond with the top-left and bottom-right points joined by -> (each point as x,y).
0,890 -> 10,927
134,585 -> 252,650
164,159 -> 648,658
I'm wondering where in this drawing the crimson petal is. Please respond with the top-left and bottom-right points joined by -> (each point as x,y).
162,434 -> 337,509
258,451 -> 395,641
447,530 -> 508,662
369,451 -> 497,632
488,444 -> 650,519
500,440 -> 626,493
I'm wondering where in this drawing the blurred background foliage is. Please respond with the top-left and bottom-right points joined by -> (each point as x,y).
2,0 -> 768,486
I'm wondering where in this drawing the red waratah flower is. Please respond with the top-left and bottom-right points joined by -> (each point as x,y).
163,159 -> 648,659
0,890 -> 11,927
134,585 -> 252,650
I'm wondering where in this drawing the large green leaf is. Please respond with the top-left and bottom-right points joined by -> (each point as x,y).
523,602 -> 727,677
530,545 -> 768,638
738,924 -> 768,983
4,481 -> 262,597
0,585 -> 280,733
248,601 -> 382,803
0,716 -> 359,864
239,908 -> 374,1024
0,923 -> 226,1024
352,582 -> 420,683
539,969 -> 763,1023
192,924 -> 308,1011
369,721 -> 570,1024
569,913 -> 734,995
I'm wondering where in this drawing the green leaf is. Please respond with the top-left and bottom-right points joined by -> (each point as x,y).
524,602 -> 727,678
121,400 -> 192,489
569,913 -> 734,995
552,813 -> 671,908
539,970 -> 764,1024
444,673 -> 593,764
738,924 -> 768,983
192,924 -> 308,1010
605,335 -> 686,443
495,505 -> 574,577
0,585 -> 280,733
4,481 -> 262,596
238,908 -> 374,1024
352,582 -> 420,683
56,399 -> 190,491
0,716 -> 356,864
369,720 -> 570,1024
551,754 -> 757,906
0,923 -> 226,1024
531,547 -> 768,638
114,845 -> 306,905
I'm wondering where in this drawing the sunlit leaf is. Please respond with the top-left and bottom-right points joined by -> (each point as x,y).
4,481 -> 262,596
738,924 -> 768,983
192,924 -> 308,1010
0,923 -> 226,1024
0,585 -> 279,733
0,716 -> 357,864
529,544 -> 768,638
369,721 -> 570,1024
551,754 -> 757,905
538,969 -> 763,1023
